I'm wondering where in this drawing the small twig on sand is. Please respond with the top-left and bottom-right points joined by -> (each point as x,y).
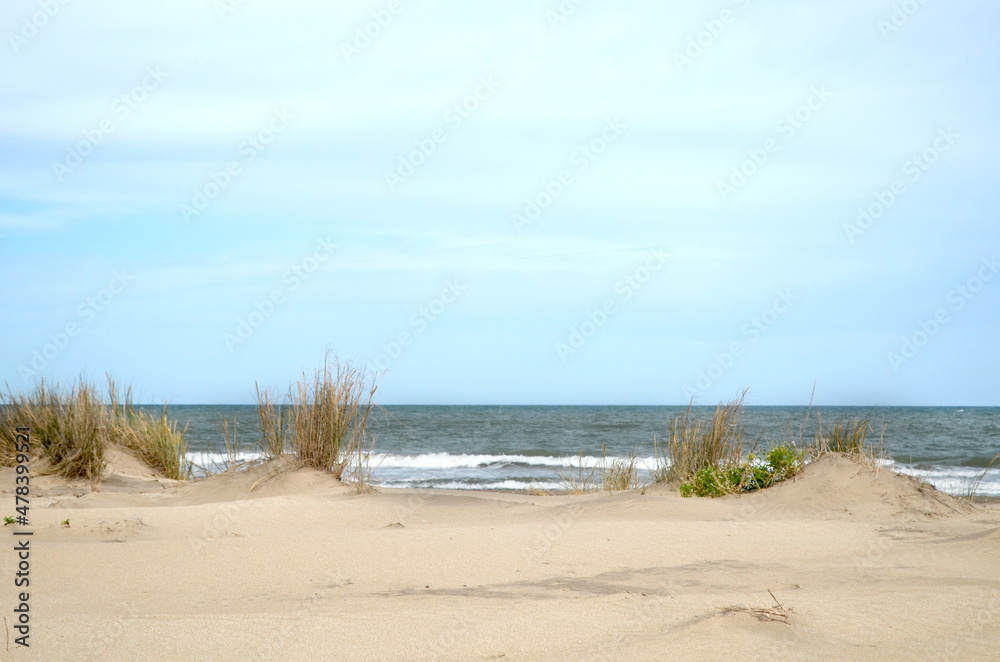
722,590 -> 792,625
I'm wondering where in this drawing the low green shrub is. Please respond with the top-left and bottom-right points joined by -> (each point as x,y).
679,443 -> 803,498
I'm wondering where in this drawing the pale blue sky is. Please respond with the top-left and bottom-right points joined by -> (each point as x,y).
2,1 -> 998,405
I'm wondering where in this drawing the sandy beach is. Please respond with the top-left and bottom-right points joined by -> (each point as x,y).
2,450 -> 999,661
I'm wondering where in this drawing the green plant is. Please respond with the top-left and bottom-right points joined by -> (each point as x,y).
682,466 -> 729,498
3,517 -> 15,526
766,444 -> 804,481
678,443 -> 804,498
61,519 -> 70,527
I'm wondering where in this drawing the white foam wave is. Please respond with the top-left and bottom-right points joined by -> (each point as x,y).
180,450 -> 1000,496
380,480 -> 543,491
890,464 -> 1000,497
187,450 -> 263,465
372,452 -> 659,469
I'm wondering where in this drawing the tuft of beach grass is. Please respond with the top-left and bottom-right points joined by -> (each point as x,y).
600,445 -> 638,492
109,379 -> 189,480
2,379 -> 108,482
808,414 -> 886,472
554,453 -> 600,494
286,353 -> 378,488
664,391 -> 747,485
254,383 -> 287,460
653,391 -> 807,498
1,377 -> 189,482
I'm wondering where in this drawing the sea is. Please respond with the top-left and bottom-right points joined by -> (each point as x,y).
162,405 -> 1000,497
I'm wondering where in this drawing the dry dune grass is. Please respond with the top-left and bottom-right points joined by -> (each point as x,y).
0,355 -> 380,490
0,377 -> 188,482
254,383 -> 287,460
554,446 -> 639,493
109,380 -> 189,480
255,354 -> 379,490
651,392 -> 899,499
662,391 -> 748,485
2,380 -> 109,482
809,414 -> 886,472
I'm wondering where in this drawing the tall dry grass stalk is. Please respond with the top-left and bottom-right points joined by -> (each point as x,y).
663,391 -> 747,483
554,453 -> 599,494
254,383 -> 286,459
554,447 -> 639,493
962,452 -> 1000,502
602,454 -> 638,491
203,416 -> 252,475
287,355 -> 378,483
809,414 -> 886,470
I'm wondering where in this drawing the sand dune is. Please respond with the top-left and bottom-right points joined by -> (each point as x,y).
2,453 -> 998,661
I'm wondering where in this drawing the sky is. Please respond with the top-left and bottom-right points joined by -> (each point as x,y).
1,1 -> 998,406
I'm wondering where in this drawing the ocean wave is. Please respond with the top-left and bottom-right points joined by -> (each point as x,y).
891,464 -> 1000,496
380,479 -> 546,491
371,452 -> 660,469
179,450 -> 1000,497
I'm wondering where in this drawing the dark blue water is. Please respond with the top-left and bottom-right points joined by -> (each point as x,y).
157,405 -> 1000,496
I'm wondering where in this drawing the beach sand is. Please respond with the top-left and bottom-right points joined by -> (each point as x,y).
2,451 -> 999,661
